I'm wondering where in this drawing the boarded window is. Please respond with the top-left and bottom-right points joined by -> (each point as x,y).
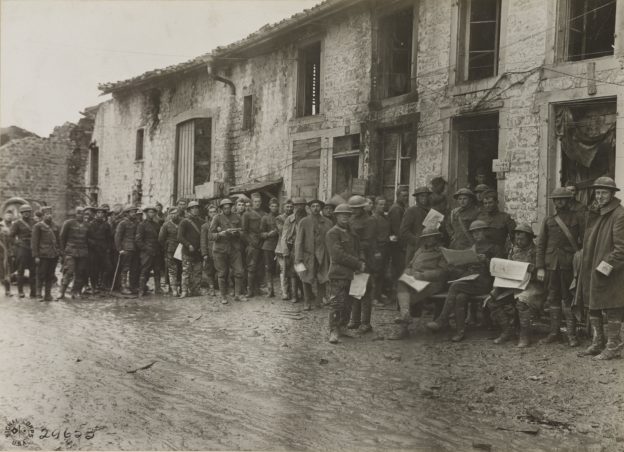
333,134 -> 360,196
243,95 -> 253,130
135,129 -> 144,161
555,99 -> 616,204
452,113 -> 499,191
381,128 -> 414,202
458,0 -> 501,81
89,145 -> 99,186
379,7 -> 413,98
559,0 -> 616,62
291,138 -> 321,199
175,118 -> 212,199
297,42 -> 321,117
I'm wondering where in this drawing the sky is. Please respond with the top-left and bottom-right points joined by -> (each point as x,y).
0,0 -> 320,136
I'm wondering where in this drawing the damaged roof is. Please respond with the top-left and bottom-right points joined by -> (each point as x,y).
98,0 -> 355,94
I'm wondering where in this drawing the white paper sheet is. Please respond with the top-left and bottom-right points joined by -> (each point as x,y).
448,273 -> 480,284
173,243 -> 183,261
294,263 -> 306,273
398,274 -> 430,292
489,258 -> 530,280
422,208 -> 444,229
349,273 -> 370,299
596,260 -> 613,276
493,274 -> 531,290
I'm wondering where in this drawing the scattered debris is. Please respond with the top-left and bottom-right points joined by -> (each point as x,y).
472,442 -> 492,450
319,358 -> 329,365
76,358 -> 82,363
528,375 -> 543,381
192,314 -> 203,322
496,425 -> 540,435
126,360 -> 158,374
523,408 -> 571,429
484,385 -> 495,393
384,353 -> 402,362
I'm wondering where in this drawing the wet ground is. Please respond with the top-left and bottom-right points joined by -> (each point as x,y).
1,288 -> 623,451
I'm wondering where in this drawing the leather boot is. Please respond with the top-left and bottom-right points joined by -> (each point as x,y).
138,277 -> 146,297
291,277 -> 301,303
493,307 -> 514,344
563,307 -> 579,347
233,277 -> 247,301
579,316 -> 606,356
302,283 -> 313,311
267,274 -> 275,298
17,276 -> 24,298
3,281 -> 10,296
154,278 -> 163,295
427,296 -> 455,331
317,283 -> 326,308
280,272 -> 291,300
56,282 -> 68,300
517,306 -> 532,348
246,273 -> 256,298
43,280 -> 53,302
360,297 -> 373,333
594,320 -> 622,360
120,273 -> 133,295
329,311 -> 340,344
389,291 -> 411,340
540,307 -> 561,344
348,301 -> 361,329
451,297 -> 467,342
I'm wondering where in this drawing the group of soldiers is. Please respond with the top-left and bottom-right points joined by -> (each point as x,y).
1,175 -> 623,360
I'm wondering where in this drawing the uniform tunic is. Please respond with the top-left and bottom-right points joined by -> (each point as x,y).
295,214 -> 333,284
446,205 -> 480,250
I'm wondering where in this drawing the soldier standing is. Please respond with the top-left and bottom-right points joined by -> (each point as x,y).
430,177 -> 448,217
446,188 -> 480,250
10,204 -> 36,298
477,190 -> 516,250
322,195 -> 345,225
369,196 -> 390,306
87,206 -> 113,293
31,207 -> 60,302
474,184 -> 491,208
177,201 -> 203,297
347,195 -> 375,332
294,199 -> 333,311
159,208 -> 182,296
0,211 -> 14,296
326,203 -> 365,344
59,206 -> 90,299
200,204 -> 219,296
136,206 -> 163,296
210,198 -> 244,303
275,199 -> 294,300
260,198 -> 280,298
242,193 -> 266,297
536,187 -> 582,346
388,186 -> 409,299
115,205 -> 140,295
280,197 -> 307,303
400,187 -> 432,265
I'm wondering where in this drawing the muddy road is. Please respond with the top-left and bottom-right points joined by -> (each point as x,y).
1,291 -> 622,450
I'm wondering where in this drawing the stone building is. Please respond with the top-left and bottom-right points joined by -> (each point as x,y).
88,0 -> 624,227
0,109 -> 96,223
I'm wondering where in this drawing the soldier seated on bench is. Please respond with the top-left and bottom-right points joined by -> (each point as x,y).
426,220 -> 503,342
388,227 -> 448,340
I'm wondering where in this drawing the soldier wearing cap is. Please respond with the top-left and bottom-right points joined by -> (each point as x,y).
388,185 -> 410,298
325,203 -> 366,344
369,196 -> 391,306
430,177 -> 448,217
390,227 -> 448,340
535,187 -> 582,346
31,206 -> 60,301
159,207 -> 182,296
486,223 -> 543,347
275,199 -> 295,299
279,197 -> 307,303
400,186 -> 432,266
346,195 -> 376,332
476,189 -> 516,251
87,205 -> 113,293
200,204 -> 219,296
474,184 -> 491,207
427,220 -> 503,341
177,201 -> 204,297
115,205 -> 141,295
0,210 -> 15,296
260,198 -> 280,298
323,194 -> 345,225
576,177 -> 624,360
209,198 -> 244,303
294,198 -> 333,311
447,188 -> 480,250
10,204 -> 36,298
242,193 -> 266,297
136,206 -> 163,296
59,206 -> 90,299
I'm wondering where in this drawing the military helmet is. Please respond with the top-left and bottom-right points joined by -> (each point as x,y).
453,188 -> 476,200
83,206 -> 95,212
75,206 -> 85,213
40,205 -> 52,213
420,227 -> 442,238
187,201 -> 200,209
123,205 -> 138,213
219,198 -> 234,207
333,203 -> 353,214
412,186 -> 432,196
308,198 -> 325,208
514,222 -> 535,237
548,187 -> 574,199
474,184 -> 491,193
96,205 -> 109,212
19,204 -> 33,213
168,208 -> 179,216
292,197 -> 307,206
326,194 -> 346,207
481,189 -> 498,200
143,205 -> 157,212
250,192 -> 262,200
591,176 -> 619,191
469,220 -> 490,231
348,195 -> 367,208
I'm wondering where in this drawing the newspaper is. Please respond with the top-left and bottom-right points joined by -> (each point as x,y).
489,258 -> 530,280
441,247 -> 480,266
493,274 -> 531,290
349,273 -> 370,299
398,274 -> 430,292
294,263 -> 306,273
422,208 -> 444,230
173,243 -> 183,261
448,274 -> 480,284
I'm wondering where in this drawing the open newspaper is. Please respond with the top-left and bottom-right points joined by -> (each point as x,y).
490,257 -> 531,290
349,273 -> 370,299
422,208 -> 444,230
